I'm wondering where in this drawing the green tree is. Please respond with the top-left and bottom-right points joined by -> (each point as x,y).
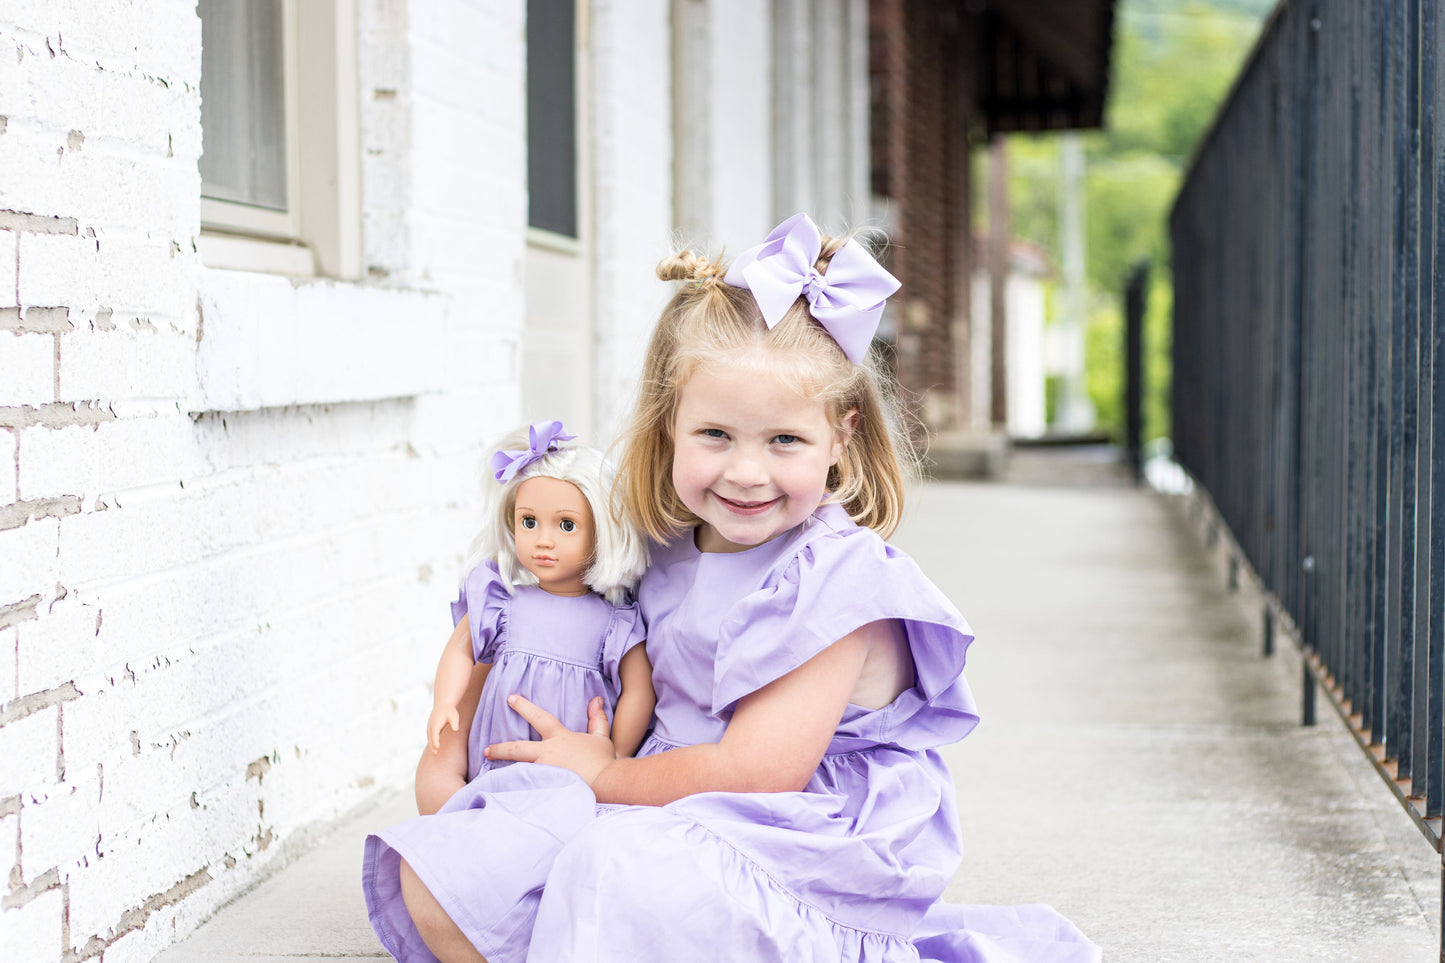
993,0 -> 1271,441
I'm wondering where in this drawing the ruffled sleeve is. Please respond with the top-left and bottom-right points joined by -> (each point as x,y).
711,525 -> 979,750
450,560 -> 510,663
599,600 -> 648,694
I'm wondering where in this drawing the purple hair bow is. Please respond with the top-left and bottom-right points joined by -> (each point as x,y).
490,419 -> 577,484
722,212 -> 900,364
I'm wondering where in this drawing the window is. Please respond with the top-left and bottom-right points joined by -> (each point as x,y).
527,0 -> 578,239
197,0 -> 360,278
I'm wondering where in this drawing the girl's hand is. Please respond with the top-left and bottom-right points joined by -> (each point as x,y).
485,695 -> 617,787
427,705 -> 461,754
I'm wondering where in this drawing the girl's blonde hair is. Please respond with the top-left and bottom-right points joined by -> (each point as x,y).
615,233 -> 918,544
466,430 -> 648,605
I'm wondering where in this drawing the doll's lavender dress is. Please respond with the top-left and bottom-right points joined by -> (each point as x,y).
364,503 -> 1097,962
448,560 -> 646,780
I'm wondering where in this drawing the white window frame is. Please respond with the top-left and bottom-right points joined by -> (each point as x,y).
198,0 -> 361,280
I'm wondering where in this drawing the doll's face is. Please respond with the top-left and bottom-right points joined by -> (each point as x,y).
512,475 -> 595,596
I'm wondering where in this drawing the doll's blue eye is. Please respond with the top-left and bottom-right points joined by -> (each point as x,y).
560,519 -> 576,533
520,516 -> 537,529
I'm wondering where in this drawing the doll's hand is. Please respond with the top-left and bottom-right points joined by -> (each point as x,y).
485,695 -> 616,786
427,705 -> 461,755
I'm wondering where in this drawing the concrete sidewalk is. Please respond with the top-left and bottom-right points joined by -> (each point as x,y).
157,476 -> 1442,962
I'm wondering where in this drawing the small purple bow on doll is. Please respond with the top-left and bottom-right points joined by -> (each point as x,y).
722,212 -> 901,364
490,419 -> 577,483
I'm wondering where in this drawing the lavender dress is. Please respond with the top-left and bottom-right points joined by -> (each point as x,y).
447,563 -> 647,780
363,504 -> 1098,963
449,561 -> 646,780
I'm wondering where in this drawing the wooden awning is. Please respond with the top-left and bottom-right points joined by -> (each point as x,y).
974,0 -> 1117,134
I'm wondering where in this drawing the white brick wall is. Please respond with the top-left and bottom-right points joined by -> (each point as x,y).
0,1 -> 873,958
591,0 -> 675,440
0,1 -> 525,959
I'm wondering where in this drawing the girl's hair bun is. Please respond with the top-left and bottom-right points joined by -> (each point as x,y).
657,249 -> 724,284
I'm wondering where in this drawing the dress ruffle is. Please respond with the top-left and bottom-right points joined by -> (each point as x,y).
709,507 -> 980,750
451,560 -> 508,662
599,600 -> 646,693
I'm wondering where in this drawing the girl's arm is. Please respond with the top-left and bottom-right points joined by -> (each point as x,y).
488,621 -> 883,805
428,615 -> 478,753
415,658 -> 489,815
608,643 -> 656,758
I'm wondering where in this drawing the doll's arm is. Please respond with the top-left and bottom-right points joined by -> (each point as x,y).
608,643 -> 656,758
415,658 -> 490,815
489,620 -> 885,805
428,615 -> 478,754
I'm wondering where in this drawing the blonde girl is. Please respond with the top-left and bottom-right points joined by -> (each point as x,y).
365,215 -> 1097,963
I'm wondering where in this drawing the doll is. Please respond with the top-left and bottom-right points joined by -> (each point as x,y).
426,420 -> 652,781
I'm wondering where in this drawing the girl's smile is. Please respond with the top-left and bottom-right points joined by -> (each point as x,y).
671,360 -> 851,553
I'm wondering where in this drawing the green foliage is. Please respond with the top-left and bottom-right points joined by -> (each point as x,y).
990,0 -> 1270,441
1085,296 -> 1123,436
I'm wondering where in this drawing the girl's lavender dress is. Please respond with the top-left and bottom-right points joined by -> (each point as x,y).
363,504 -> 1098,963
450,560 -> 647,780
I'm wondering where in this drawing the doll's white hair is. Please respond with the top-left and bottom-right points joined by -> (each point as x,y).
463,431 -> 648,605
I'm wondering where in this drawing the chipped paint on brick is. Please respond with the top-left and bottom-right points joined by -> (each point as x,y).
65,866 -> 212,962
244,755 -> 271,784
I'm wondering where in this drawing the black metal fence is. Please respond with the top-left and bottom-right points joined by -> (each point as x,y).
1172,0 -> 1445,855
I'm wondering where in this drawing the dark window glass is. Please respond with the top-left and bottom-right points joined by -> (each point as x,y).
527,0 -> 577,237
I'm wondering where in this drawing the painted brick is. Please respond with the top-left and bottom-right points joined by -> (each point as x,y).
6,37 -> 105,132
15,594 -> 98,695
14,231 -> 100,309
58,322 -> 197,405
411,0 -> 506,49
19,231 -> 193,321
0,126 -> 71,225
17,410 -> 206,501
0,331 -> 53,408
60,520 -> 434,709
0,881 -> 64,963
0,704 -> 60,798
61,150 -> 201,240
63,817 -> 216,959
192,274 -> 445,413
0,516 -> 59,610
0,625 -> 14,701
0,231 -> 15,308
19,769 -> 101,877
0,798 -> 16,887
10,0 -> 202,85
189,398 -> 415,472
1,430 -> 13,508
54,451 -> 436,587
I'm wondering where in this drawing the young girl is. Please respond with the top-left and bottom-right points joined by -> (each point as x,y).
364,214 -> 1098,963
416,421 -> 652,814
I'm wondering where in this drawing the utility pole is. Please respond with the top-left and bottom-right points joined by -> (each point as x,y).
1056,132 -> 1095,432
988,135 -> 1009,429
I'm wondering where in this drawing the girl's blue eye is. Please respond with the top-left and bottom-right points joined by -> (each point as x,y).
774,434 -> 799,445
520,516 -> 537,529
560,519 -> 576,533
702,428 -> 727,439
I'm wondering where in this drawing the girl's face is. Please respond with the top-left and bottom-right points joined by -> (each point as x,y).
672,362 -> 850,553
513,475 -> 594,596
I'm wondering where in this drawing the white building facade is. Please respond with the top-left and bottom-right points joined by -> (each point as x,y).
0,2 -> 871,960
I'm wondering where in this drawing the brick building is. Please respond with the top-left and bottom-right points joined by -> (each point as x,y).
870,0 -> 1114,436
0,2 -> 872,960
